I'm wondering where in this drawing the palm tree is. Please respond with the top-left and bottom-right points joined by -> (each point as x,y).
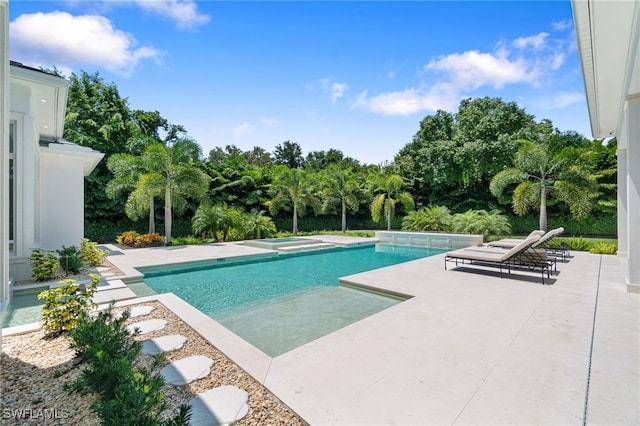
320,166 -> 362,233
450,209 -> 511,237
243,210 -> 277,239
106,153 -> 161,234
401,205 -> 452,232
143,136 -> 211,244
266,165 -> 320,234
367,171 -> 414,231
490,139 -> 598,231
192,203 -> 227,241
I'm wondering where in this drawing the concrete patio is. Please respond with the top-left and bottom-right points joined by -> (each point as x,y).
88,235 -> 639,425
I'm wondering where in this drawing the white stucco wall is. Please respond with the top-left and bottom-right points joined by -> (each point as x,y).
39,148 -> 88,250
1,0 -> 10,332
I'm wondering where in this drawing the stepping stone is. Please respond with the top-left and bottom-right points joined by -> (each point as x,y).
161,355 -> 214,386
188,385 -> 249,426
141,334 -> 187,355
126,319 -> 167,335
115,305 -> 155,319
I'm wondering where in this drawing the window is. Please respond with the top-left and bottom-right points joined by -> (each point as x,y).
9,120 -> 15,255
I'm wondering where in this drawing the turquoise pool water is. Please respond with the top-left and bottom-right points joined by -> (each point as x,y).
142,244 -> 445,356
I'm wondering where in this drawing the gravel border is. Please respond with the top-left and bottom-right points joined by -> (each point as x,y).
1,301 -> 307,425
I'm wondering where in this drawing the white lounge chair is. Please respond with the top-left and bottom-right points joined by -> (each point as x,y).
488,227 -> 567,261
444,234 -> 552,284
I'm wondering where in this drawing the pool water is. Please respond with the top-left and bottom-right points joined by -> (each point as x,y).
2,291 -> 43,328
142,244 -> 445,356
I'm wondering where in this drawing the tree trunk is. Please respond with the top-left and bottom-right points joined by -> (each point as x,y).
386,195 -> 391,231
341,198 -> 347,233
148,198 -> 155,234
165,182 -> 172,245
293,204 -> 298,235
539,183 -> 548,231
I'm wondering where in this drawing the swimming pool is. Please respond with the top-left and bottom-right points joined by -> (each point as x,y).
140,244 -> 445,356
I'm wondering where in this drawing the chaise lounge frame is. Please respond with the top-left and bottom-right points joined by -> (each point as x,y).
444,234 -> 552,284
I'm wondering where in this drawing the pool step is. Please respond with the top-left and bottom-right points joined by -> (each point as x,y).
277,242 -> 336,253
92,279 -> 138,305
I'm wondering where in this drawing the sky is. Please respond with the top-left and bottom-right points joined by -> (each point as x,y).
8,1 -> 592,165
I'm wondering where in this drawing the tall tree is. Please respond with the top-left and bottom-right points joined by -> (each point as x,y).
367,170 -> 414,231
105,153 -> 161,234
64,71 -> 136,222
490,139 -> 598,231
266,166 -> 319,234
273,140 -> 304,169
141,127 -> 211,244
320,166 -> 362,233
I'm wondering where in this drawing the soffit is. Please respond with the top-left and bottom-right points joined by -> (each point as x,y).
9,63 -> 68,141
572,0 -> 640,138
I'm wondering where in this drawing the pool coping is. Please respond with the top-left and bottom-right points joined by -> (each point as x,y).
3,236 -> 638,424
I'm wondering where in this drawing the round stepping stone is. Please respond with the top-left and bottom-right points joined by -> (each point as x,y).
126,319 -> 167,335
141,335 -> 187,355
188,385 -> 249,426
116,305 -> 155,319
161,355 -> 214,386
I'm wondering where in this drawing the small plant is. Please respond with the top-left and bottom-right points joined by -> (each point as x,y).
30,248 -> 59,281
589,242 -> 618,255
116,231 -> 164,248
57,245 -> 83,274
116,230 -> 140,246
134,232 -> 164,247
37,274 -> 99,337
561,236 -> 590,251
66,306 -> 192,425
81,238 -> 108,266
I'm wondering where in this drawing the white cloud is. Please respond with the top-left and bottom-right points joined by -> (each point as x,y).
387,70 -> 396,80
330,82 -> 348,102
353,84 -> 457,116
426,50 -> 536,90
318,77 -> 348,102
231,123 -> 253,139
552,19 -> 573,32
552,92 -> 584,108
10,11 -> 161,77
513,32 -> 549,50
259,117 -> 278,127
133,0 -> 210,30
355,30 -> 573,116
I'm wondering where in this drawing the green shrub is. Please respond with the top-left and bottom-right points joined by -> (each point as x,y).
57,245 -> 83,274
37,274 -> 99,337
66,306 -> 192,425
402,206 -> 452,232
81,238 -> 108,266
30,248 -> 59,281
589,242 -> 618,255
451,209 -> 511,238
171,235 -> 210,246
561,236 -> 590,251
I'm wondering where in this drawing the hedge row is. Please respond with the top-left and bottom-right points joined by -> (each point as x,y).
86,213 -> 616,244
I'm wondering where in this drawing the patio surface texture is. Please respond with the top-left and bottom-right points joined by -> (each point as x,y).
11,235 -> 640,425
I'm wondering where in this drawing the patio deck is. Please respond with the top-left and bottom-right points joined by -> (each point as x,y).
20,236 -> 640,424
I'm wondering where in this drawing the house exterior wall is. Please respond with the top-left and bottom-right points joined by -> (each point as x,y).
8,86 -> 41,281
1,0 -> 9,335
39,148 -> 88,250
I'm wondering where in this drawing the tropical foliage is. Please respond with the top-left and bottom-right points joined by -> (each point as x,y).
368,171 -> 414,231
490,138 -> 598,231
267,166 -> 320,234
60,72 -> 615,241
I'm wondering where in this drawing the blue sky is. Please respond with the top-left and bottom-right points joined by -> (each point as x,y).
9,1 -> 590,164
